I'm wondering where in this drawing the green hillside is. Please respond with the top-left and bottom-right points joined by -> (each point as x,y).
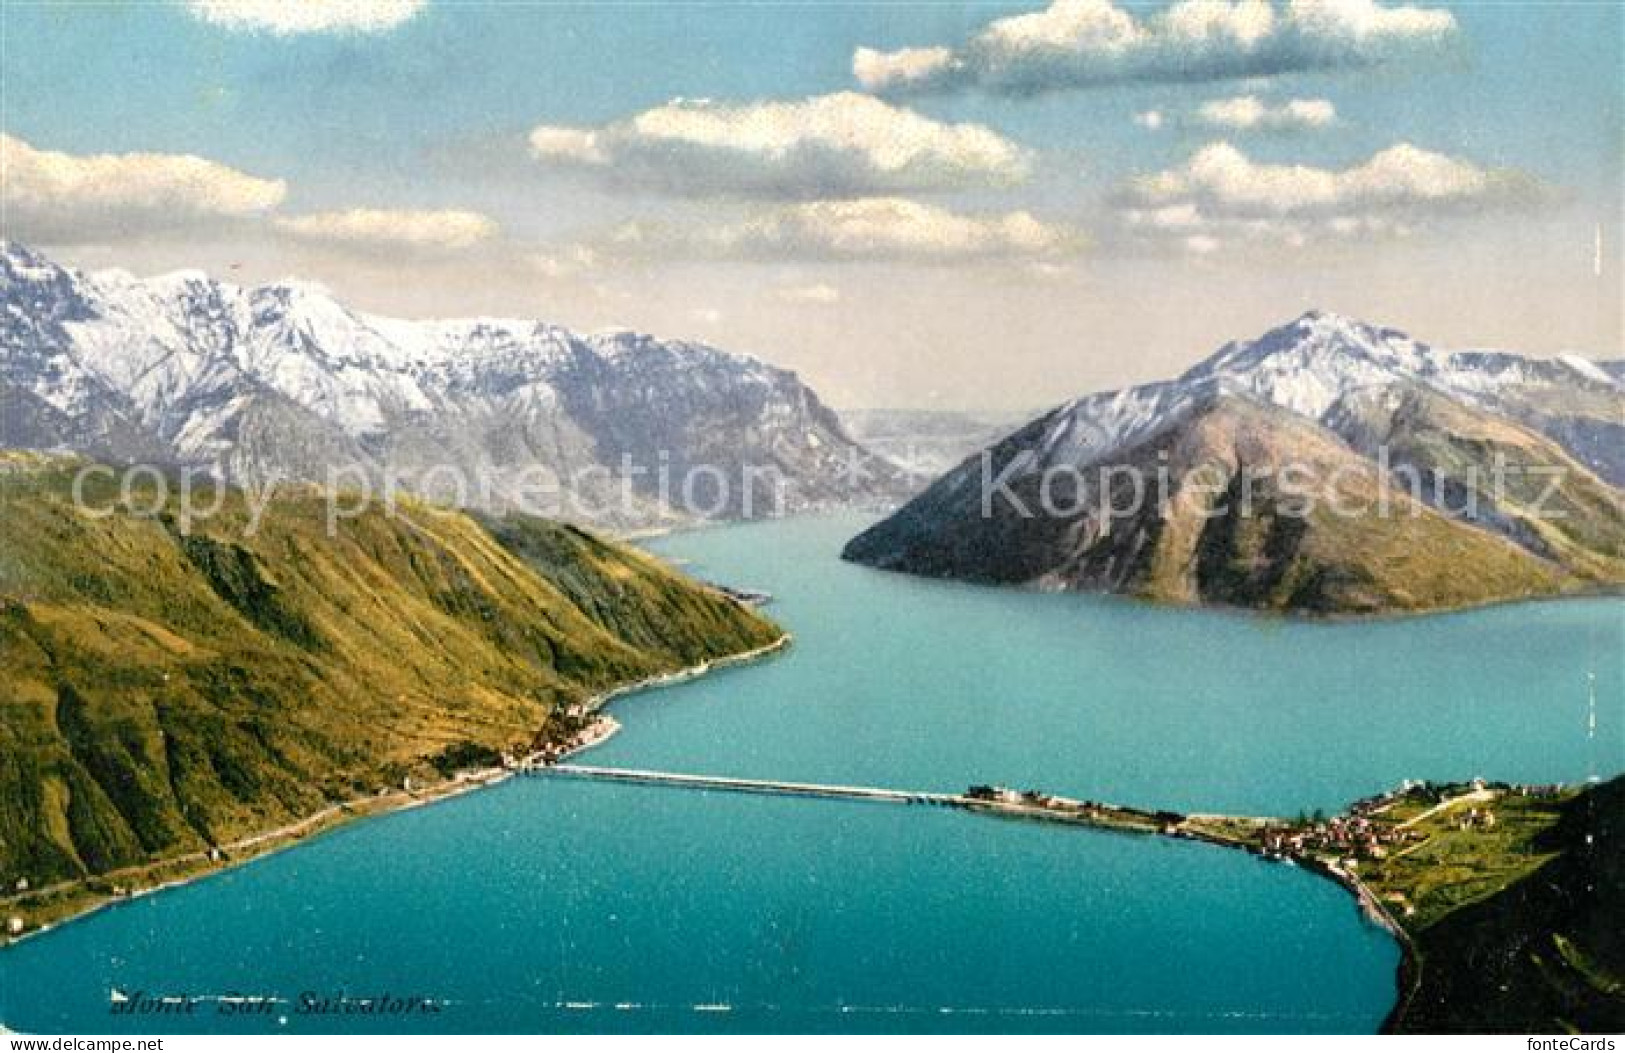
0,452 -> 780,893
1332,383 -> 1625,584
1369,778 -> 1624,1033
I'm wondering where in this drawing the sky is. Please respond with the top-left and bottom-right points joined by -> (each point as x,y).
2,0 -> 1620,410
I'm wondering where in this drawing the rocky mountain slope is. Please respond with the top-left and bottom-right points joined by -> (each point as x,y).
0,451 -> 780,889
0,242 -> 904,530
844,312 -> 1625,614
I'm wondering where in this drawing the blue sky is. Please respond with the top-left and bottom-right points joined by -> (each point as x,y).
3,1 -> 1620,408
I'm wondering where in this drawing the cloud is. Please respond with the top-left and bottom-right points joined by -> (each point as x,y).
273,208 -> 498,254
1125,141 -> 1537,218
181,1 -> 427,34
854,0 -> 1458,96
1139,95 -> 1336,134
1196,95 -> 1337,131
776,282 -> 843,304
610,197 -> 1083,263
1114,140 -> 1546,254
1,133 -> 286,242
851,46 -> 959,93
528,92 -> 1031,199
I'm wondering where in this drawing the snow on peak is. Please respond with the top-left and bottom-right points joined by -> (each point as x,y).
1556,353 -> 1616,386
1169,310 -> 1449,422
0,240 -> 71,286
1,242 -> 784,444
1039,311 -> 1600,468
150,268 -> 218,289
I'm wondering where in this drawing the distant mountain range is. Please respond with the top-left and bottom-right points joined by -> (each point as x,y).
845,311 -> 1625,614
0,242 -> 905,530
841,407 -> 1037,481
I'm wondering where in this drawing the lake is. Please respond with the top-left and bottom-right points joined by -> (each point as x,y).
1,513 -> 1618,1033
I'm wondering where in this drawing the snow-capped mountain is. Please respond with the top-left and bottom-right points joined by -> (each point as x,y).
1026,311 -> 1624,486
0,242 -> 906,528
845,312 -> 1624,615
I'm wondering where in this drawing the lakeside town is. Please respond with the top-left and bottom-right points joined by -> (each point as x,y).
961,778 -> 1571,870
956,777 -> 1586,948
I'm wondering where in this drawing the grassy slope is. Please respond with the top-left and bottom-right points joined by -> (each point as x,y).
1334,384 -> 1625,583
0,452 -> 779,888
1366,779 -> 1624,1033
1059,398 -> 1573,613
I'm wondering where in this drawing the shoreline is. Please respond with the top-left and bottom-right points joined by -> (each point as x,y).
949,788 -> 1424,1029
580,634 -> 791,716
0,632 -> 791,954
1294,857 -> 1419,1030
842,556 -> 1625,625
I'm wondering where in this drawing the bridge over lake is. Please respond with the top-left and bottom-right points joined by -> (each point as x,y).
524,763 -> 1282,859
528,763 -> 970,807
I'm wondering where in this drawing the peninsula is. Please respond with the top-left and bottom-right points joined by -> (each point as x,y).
535,762 -> 1622,1034
959,777 -> 1623,1034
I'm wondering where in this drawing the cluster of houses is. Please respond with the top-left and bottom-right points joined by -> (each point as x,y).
966,785 -> 1100,812
1510,783 -> 1567,798
525,712 -> 619,767
1343,781 -> 1418,817
961,786 -> 1186,833
1257,777 -> 1556,864
1454,806 -> 1498,831
1259,813 -> 1418,862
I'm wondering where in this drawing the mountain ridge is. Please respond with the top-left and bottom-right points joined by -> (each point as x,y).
844,312 -> 1625,615
0,242 -> 907,530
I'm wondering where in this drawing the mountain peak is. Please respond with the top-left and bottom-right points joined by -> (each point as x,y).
1187,310 -> 1430,381
0,239 -> 63,279
1270,308 -> 1397,346
255,278 -> 338,303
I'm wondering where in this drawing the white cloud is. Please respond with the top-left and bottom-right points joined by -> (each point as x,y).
182,1 -> 427,34
611,197 -> 1082,263
1115,140 -> 1544,254
1196,95 -> 1337,132
1,133 -> 286,242
854,0 -> 1458,95
273,208 -> 498,253
1127,141 -> 1532,217
851,46 -> 958,93
776,282 -> 843,304
688,306 -> 725,325
526,127 -> 605,166
528,92 -> 1031,199
1135,110 -> 1166,130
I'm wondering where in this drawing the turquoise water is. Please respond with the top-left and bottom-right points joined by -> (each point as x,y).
1,513 -> 1618,1034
